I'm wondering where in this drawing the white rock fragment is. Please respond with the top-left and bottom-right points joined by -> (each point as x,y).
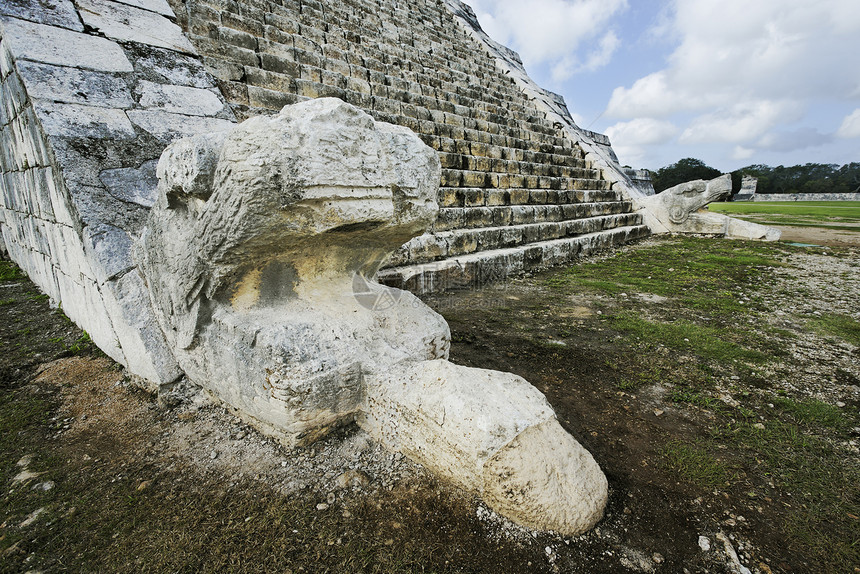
717,532 -> 752,574
20,507 -> 46,528
698,535 -> 711,551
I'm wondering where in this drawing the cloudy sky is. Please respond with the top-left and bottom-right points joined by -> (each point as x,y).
462,0 -> 860,172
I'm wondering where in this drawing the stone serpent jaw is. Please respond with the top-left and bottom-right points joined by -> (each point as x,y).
137,98 -> 608,536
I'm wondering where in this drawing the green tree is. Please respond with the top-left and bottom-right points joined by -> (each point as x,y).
650,158 -> 722,193
731,163 -> 855,195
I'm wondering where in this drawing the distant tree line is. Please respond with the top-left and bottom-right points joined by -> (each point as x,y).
649,158 -> 860,196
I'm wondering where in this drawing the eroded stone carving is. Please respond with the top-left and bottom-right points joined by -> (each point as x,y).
638,175 -> 780,240
136,98 -> 608,535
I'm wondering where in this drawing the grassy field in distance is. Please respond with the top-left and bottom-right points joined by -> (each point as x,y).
708,201 -> 860,231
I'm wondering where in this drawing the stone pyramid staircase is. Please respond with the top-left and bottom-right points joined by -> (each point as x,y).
169,0 -> 650,292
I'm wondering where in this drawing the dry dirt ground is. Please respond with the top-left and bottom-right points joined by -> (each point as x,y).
1,234 -> 858,573
758,224 -> 860,249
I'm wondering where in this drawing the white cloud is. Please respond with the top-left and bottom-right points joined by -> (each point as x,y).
732,146 -> 756,161
837,109 -> 860,139
550,31 -> 619,82
604,118 -> 679,165
605,0 -> 860,154
464,0 -> 627,78
757,128 -> 833,152
679,101 -> 803,144
607,71 -> 722,118
606,118 -> 679,146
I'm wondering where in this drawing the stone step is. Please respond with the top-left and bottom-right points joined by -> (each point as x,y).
439,187 -> 620,208
437,151 -> 592,175
439,169 -> 608,190
377,224 -> 652,295
435,201 -> 634,231
399,212 -> 644,265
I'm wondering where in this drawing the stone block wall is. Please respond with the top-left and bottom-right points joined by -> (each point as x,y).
0,0 -> 236,385
167,0 -> 649,290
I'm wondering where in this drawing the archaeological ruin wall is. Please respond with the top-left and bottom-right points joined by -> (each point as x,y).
0,0 -> 650,387
0,0 -> 237,385
167,0 -> 650,292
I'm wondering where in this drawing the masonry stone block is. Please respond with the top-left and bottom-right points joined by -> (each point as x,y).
1,0 -> 82,30
219,26 -> 258,50
99,160 -> 160,208
0,17 -> 133,72
247,85 -> 304,110
76,0 -> 196,54
259,52 -> 299,77
127,110 -> 234,142
138,81 -> 225,117
17,61 -> 133,110
34,101 -> 137,141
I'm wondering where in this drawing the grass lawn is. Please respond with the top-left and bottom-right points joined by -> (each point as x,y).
708,201 -> 860,231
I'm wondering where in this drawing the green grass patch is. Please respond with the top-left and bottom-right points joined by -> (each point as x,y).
709,201 -> 860,232
659,440 -> 730,488
709,201 -> 860,218
0,298 -> 15,306
809,313 -> 860,346
545,236 -> 786,316
670,388 -> 723,410
66,332 -> 94,355
0,260 -> 27,282
608,312 -> 768,364
709,398 -> 860,570
771,397 -> 848,430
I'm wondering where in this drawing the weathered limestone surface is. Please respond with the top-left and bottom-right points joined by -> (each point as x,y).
168,0 -> 650,291
138,99 -> 607,535
0,0 -> 235,385
733,175 -> 757,201
76,0 -> 196,54
623,168 -> 656,197
361,360 -> 607,535
638,175 -> 780,241
137,98 -> 446,437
